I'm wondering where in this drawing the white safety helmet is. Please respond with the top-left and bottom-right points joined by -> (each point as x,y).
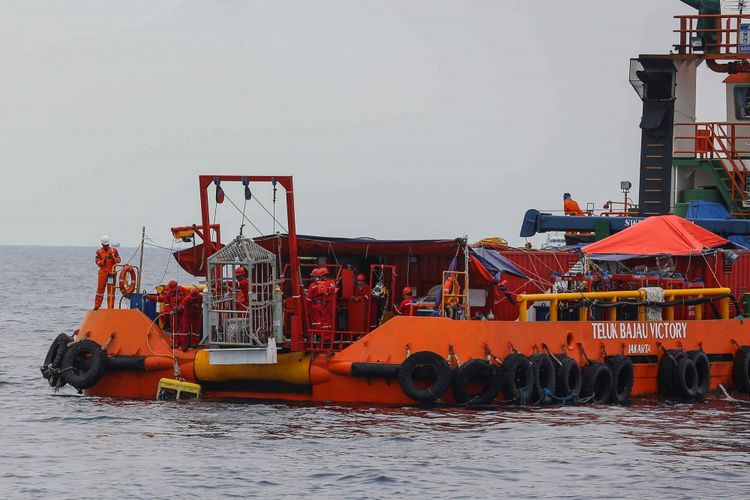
100,235 -> 110,245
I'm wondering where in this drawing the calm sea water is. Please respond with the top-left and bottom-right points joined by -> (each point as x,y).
2,245 -> 750,498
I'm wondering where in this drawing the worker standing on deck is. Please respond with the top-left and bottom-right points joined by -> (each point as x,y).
563,193 -> 584,216
166,281 -> 187,335
148,280 -> 185,333
317,267 -> 338,330
176,288 -> 203,350
349,273 -> 371,331
396,287 -> 414,316
94,235 -> 120,310
308,268 -> 324,329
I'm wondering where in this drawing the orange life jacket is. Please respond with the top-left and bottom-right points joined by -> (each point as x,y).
95,246 -> 120,274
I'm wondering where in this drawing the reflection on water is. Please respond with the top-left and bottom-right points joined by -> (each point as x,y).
2,246 -> 750,497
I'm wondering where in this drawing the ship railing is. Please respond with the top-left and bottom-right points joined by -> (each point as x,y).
112,263 -> 139,309
673,14 -> 750,57
600,199 -> 637,217
300,330 -> 367,352
516,288 -> 732,322
674,121 -> 750,203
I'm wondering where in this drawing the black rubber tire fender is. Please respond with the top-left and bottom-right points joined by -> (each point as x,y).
554,356 -> 581,398
398,351 -> 452,403
687,350 -> 711,398
42,333 -> 73,388
61,339 -> 108,390
450,359 -> 501,405
580,362 -> 613,404
657,349 -> 686,397
42,333 -> 73,372
732,346 -> 750,394
607,355 -> 634,404
499,353 -> 533,403
673,357 -> 699,399
529,353 -> 556,404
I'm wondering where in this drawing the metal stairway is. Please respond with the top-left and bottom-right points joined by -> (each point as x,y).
694,123 -> 750,216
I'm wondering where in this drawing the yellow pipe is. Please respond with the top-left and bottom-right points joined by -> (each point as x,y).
578,306 -> 589,321
667,288 -> 731,297
194,351 -> 312,385
517,287 -> 731,302
518,290 -> 644,302
516,288 -> 732,322
720,297 -> 730,319
608,297 -> 617,321
695,295 -> 703,321
664,293 -> 675,321
550,299 -> 558,321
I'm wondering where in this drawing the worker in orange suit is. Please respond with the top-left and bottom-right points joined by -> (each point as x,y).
176,288 -> 203,350
563,193 -> 585,216
318,267 -> 338,330
307,268 -> 324,329
396,286 -> 414,316
443,273 -> 462,319
308,267 -> 337,330
235,266 -> 250,311
167,281 -> 187,334
147,280 -> 185,333
94,235 -> 121,310
349,273 -> 371,332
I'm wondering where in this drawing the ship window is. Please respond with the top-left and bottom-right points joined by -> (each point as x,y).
733,86 -> 750,120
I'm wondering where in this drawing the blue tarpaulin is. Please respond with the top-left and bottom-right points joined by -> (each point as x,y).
685,201 -> 749,248
729,235 -> 750,249
470,247 -> 529,281
685,200 -> 731,220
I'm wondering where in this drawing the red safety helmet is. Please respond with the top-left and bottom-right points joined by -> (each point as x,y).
236,267 -> 247,278
402,286 -> 412,296
356,273 -> 366,282
319,267 -> 330,276
311,268 -> 322,277
167,280 -> 177,289
190,288 -> 200,297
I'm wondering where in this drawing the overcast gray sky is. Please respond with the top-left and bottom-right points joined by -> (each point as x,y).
0,1 -> 727,248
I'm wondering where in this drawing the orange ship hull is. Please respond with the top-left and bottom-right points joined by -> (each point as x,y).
78,309 -> 750,404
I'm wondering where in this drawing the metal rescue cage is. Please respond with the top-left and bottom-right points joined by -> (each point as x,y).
206,237 -> 282,347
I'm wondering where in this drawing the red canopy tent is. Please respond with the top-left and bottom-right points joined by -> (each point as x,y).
582,215 -> 730,258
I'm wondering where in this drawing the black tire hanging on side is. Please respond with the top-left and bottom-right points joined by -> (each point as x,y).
673,357 -> 699,399
451,359 -> 501,405
555,356 -> 581,399
499,353 -> 533,404
398,351 -> 452,403
607,355 -> 634,404
732,346 -> 750,394
41,333 -> 73,388
61,339 -> 108,390
687,350 -> 711,398
657,349 -> 686,397
529,353 -> 556,404
42,333 -> 72,373
580,362 -> 613,404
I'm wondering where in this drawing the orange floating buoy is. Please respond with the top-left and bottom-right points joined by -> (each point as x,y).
118,266 -> 137,296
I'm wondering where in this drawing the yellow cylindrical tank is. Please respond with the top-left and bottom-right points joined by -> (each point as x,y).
193,351 -> 312,386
